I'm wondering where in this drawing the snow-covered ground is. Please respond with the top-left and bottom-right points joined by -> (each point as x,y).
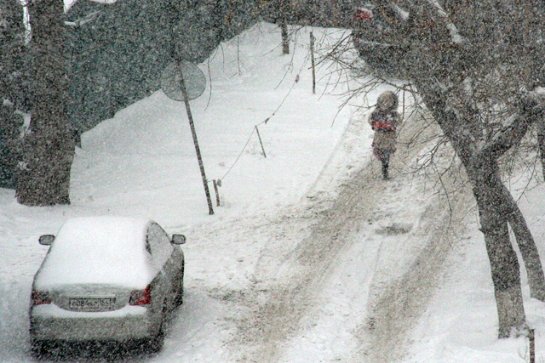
1,22 -> 545,363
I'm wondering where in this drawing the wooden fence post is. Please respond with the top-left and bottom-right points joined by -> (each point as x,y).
530,329 -> 535,363
213,179 -> 221,207
280,0 -> 289,54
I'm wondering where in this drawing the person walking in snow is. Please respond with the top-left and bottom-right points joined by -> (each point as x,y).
369,91 -> 401,180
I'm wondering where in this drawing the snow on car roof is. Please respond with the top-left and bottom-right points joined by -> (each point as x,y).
35,216 -> 157,290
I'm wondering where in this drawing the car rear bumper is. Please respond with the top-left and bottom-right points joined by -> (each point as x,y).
30,305 -> 155,342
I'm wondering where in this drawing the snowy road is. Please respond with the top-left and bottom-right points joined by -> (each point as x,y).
214,108 -> 472,363
3,22 -> 539,363
0,103 -> 471,363
152,106 -> 472,363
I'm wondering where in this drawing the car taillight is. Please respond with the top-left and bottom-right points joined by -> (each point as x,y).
31,290 -> 51,306
129,285 -> 151,305
355,8 -> 373,21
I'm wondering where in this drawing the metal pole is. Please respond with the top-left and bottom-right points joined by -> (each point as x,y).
310,31 -> 316,94
255,125 -> 267,158
177,61 -> 214,215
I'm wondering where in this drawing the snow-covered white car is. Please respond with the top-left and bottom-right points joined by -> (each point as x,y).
29,216 -> 186,355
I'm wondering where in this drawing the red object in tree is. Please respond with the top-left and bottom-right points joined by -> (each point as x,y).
354,7 -> 373,21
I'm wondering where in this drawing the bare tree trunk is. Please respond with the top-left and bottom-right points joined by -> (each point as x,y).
479,211 -> 526,338
499,183 -> 545,301
538,121 -> 545,181
279,0 -> 289,54
17,0 -> 74,205
469,159 -> 527,338
417,84 -> 529,337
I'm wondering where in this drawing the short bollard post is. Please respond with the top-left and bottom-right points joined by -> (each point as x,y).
530,329 -> 535,363
213,179 -> 221,207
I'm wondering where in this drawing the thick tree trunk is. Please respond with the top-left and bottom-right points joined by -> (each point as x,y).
474,155 -> 545,302
0,105 -> 23,188
479,209 -> 526,338
499,183 -> 545,301
416,84 -> 530,338
17,0 -> 74,205
469,159 -> 527,338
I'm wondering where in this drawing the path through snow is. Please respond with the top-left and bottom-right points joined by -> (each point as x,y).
200,104 -> 474,362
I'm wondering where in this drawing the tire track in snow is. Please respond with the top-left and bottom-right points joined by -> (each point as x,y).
233,166 -> 381,363
346,125 -> 474,362
229,108 -> 440,362
352,167 -> 472,363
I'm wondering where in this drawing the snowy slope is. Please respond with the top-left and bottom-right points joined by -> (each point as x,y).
1,22 -> 545,363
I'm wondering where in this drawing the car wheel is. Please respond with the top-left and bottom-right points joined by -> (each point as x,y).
144,331 -> 164,354
30,339 -> 47,358
143,304 -> 167,353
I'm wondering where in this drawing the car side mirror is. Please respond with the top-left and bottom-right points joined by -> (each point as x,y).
171,234 -> 186,245
39,234 -> 55,246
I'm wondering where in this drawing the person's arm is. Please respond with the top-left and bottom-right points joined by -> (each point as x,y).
369,111 -> 377,130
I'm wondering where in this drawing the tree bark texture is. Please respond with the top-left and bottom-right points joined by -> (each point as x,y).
538,121 -> 545,181
500,183 -> 545,301
0,105 -> 23,188
416,84 -> 531,337
279,0 -> 289,54
471,152 -> 545,303
469,159 -> 527,338
17,0 -> 74,205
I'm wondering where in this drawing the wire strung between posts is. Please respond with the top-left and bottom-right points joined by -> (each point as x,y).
258,46 -> 312,126
218,68 -> 304,182
219,74 -> 301,183
218,30 -> 316,184
219,128 -> 256,182
258,79 -> 298,126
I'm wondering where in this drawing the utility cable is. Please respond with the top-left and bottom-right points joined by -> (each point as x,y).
217,30 -> 316,185
218,128 -> 256,182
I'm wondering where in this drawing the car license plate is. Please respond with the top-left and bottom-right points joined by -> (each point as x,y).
69,297 -> 116,312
